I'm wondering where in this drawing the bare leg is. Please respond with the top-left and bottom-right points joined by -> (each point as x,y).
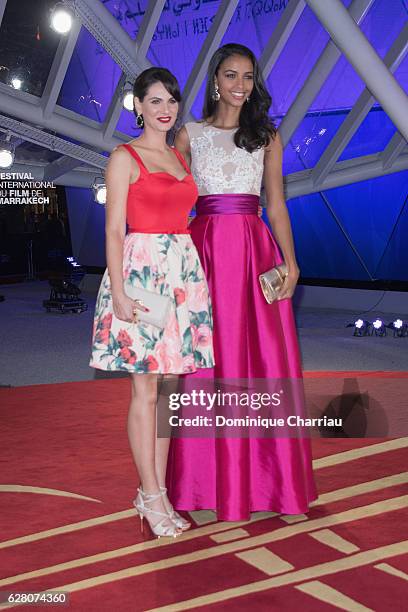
155,374 -> 179,489
128,373 -> 179,533
128,373 -> 158,492
155,375 -> 191,530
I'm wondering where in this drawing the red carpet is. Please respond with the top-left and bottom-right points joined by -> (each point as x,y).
0,377 -> 407,611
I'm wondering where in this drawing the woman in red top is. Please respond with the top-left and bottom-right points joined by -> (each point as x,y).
90,68 -> 214,538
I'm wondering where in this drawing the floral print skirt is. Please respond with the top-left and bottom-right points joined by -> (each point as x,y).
90,232 -> 215,374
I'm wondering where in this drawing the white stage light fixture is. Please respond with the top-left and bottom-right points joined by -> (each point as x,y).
92,177 -> 107,205
0,139 -> 15,169
123,91 -> 134,112
347,318 -> 371,336
388,319 -> 407,338
50,3 -> 73,34
372,318 -> 386,337
123,82 -> 134,112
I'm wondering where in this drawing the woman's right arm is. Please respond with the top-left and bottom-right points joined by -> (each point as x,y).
105,147 -> 141,322
175,126 -> 195,223
174,125 -> 191,167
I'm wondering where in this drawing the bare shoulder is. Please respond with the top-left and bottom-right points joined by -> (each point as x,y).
109,145 -> 131,162
106,145 -> 133,181
176,125 -> 190,141
264,130 -> 282,154
175,125 -> 191,151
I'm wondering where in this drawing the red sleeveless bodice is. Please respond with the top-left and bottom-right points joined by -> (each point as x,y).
121,144 -> 198,234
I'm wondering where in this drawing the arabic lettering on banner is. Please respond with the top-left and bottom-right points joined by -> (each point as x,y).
108,0 -> 288,41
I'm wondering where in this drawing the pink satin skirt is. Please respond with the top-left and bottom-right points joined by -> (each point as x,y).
166,194 -> 318,520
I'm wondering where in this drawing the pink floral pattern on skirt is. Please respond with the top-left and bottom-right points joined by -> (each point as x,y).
90,233 -> 215,374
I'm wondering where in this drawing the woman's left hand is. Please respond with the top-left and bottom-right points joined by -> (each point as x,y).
277,265 -> 300,300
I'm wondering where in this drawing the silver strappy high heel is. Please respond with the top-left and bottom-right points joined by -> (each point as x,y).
133,487 -> 182,538
159,486 -> 191,531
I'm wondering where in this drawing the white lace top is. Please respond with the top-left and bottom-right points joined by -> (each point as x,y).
184,121 -> 265,196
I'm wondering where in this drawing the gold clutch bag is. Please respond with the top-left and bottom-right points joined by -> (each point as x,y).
259,263 -> 288,304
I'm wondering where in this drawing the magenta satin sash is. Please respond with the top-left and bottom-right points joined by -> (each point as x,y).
196,193 -> 259,216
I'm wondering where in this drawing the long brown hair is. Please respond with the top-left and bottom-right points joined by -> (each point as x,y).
202,43 -> 276,153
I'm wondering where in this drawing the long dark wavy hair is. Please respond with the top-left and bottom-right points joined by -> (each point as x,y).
132,67 -> 181,121
203,44 -> 276,153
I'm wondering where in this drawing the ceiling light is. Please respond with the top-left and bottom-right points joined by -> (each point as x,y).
11,77 -> 22,90
8,68 -> 29,91
50,3 -> 74,34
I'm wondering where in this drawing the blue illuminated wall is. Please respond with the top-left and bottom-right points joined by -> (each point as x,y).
61,0 -> 408,281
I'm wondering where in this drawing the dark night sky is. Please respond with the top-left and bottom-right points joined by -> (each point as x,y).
0,0 -> 62,96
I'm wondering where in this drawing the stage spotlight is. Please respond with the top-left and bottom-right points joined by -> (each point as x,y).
123,84 -> 134,112
44,276 -> 87,314
0,140 -> 15,169
347,319 -> 371,336
389,319 -> 407,338
372,318 -> 386,337
92,177 -> 106,205
355,319 -> 371,336
50,3 -> 73,34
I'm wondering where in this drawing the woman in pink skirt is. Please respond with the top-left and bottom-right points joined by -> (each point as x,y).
167,44 -> 317,521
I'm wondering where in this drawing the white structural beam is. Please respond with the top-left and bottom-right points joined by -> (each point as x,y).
181,0 -> 239,119
11,149 -> 408,194
135,0 -> 167,58
0,0 -> 7,27
306,0 -> 408,141
41,20 -> 82,119
285,152 -> 408,199
103,73 -> 128,140
103,1 -> 165,140
382,132 -> 407,170
65,0 -> 151,78
312,23 -> 408,185
259,0 -> 306,79
0,113 -> 108,168
0,84 -> 126,151
43,156 -> 84,181
279,0 -> 374,148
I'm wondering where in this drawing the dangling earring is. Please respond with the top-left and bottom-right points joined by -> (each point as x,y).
246,96 -> 250,103
213,83 -> 220,102
136,112 -> 144,128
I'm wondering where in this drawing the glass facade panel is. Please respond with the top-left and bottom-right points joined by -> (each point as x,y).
287,171 -> 408,281
58,27 -> 122,123
0,0 -> 60,97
